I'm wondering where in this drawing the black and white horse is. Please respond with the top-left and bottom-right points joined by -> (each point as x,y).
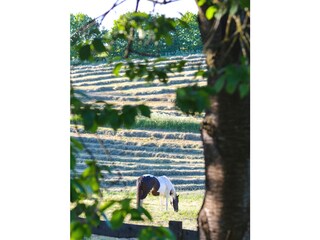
136,174 -> 179,212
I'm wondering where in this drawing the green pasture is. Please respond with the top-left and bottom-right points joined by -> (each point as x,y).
102,190 -> 204,231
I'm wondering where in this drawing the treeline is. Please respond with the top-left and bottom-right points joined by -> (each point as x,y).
70,12 -> 203,63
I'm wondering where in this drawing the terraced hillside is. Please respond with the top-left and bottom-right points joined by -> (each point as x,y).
71,54 -> 206,192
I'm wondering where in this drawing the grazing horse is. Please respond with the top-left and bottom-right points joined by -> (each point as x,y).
136,174 -> 179,212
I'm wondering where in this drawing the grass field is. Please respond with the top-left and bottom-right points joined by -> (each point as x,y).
82,190 -> 204,240
71,113 -> 201,133
71,54 -> 206,192
102,190 -> 204,230
71,54 -> 206,238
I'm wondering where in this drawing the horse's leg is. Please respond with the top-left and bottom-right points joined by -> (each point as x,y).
136,177 -> 142,208
165,194 -> 169,211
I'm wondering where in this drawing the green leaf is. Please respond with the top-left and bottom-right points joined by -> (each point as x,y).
176,85 -> 213,115
120,198 -> 131,210
196,90 -> 210,110
138,105 -> 151,118
164,34 -> 173,45
109,110 -> 121,130
177,60 -> 187,72
70,222 -> 85,240
71,137 -> 83,151
92,38 -> 106,53
110,209 -> 126,229
122,105 -> 138,128
129,209 -> 143,221
226,80 -> 237,94
240,0 -> 250,9
214,75 -> 226,93
239,83 -> 250,98
113,63 -> 123,76
72,179 -> 86,195
82,166 -> 93,178
139,206 -> 152,221
72,203 -> 86,216
178,19 -> 189,28
70,96 -> 83,113
139,227 -> 175,240
88,177 -> 100,193
79,45 -> 91,61
71,151 -> 76,170
194,69 -> 207,78
156,71 -> 168,83
146,72 -> 155,82
96,110 -> 108,126
70,180 -> 78,203
71,221 -> 91,240
197,0 -> 206,7
99,200 -> 116,212
81,108 -> 95,131
206,6 -> 217,20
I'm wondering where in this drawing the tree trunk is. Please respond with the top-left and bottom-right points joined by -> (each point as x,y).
196,3 -> 250,240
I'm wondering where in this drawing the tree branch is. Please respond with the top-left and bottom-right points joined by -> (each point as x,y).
146,0 -> 180,5
71,0 -> 127,40
124,0 -> 141,58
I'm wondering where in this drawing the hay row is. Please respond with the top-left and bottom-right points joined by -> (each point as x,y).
70,126 -> 201,141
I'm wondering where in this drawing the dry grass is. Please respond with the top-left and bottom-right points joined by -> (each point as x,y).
71,123 -> 205,191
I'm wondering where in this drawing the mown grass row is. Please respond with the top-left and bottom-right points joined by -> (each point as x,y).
71,113 -> 201,133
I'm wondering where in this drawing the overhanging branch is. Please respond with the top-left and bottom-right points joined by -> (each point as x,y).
146,0 -> 181,4
71,0 -> 127,40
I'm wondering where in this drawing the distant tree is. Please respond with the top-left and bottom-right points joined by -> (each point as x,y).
106,11 -> 202,59
173,12 -> 203,54
70,13 -> 107,61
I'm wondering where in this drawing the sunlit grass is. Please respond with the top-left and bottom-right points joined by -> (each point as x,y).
71,113 -> 201,133
101,190 -> 204,231
133,113 -> 200,133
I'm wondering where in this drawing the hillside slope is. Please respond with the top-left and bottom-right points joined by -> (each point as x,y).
70,54 -> 206,192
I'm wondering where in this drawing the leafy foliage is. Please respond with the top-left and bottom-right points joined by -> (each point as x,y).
71,12 -> 202,62
216,60 -> 250,97
71,89 -> 151,132
113,58 -> 186,83
175,0 -> 250,115
70,13 -> 108,62
70,87 -> 154,239
139,226 -> 176,240
176,59 -> 249,115
176,85 -> 215,115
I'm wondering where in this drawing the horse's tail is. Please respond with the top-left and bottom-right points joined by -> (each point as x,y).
136,176 -> 142,208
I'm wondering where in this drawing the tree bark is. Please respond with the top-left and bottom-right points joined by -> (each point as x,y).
196,3 -> 250,240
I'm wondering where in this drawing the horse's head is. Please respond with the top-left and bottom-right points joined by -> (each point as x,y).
171,194 -> 179,212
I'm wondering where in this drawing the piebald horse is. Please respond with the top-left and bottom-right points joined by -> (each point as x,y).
136,174 -> 179,212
